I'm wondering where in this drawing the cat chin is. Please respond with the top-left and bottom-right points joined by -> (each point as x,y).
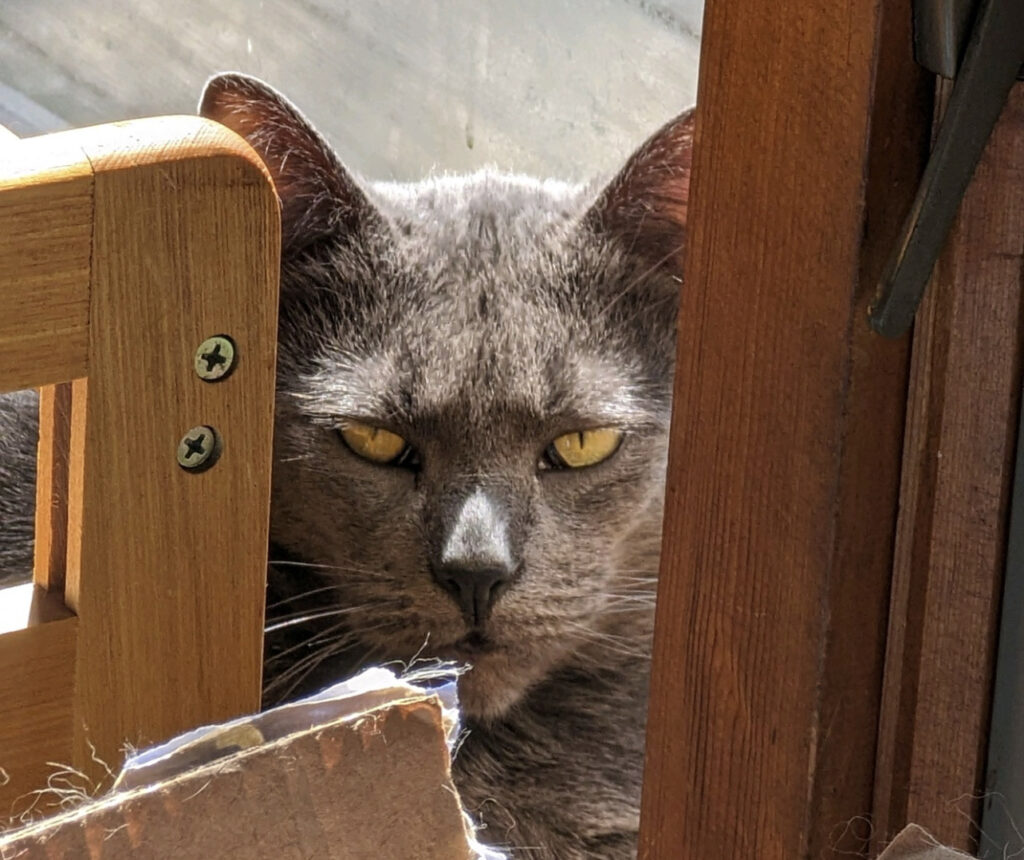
452,650 -> 550,722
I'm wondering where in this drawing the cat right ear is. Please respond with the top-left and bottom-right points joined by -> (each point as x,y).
584,107 -> 695,277
199,73 -> 377,254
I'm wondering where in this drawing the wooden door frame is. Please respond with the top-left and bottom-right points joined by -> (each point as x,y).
871,84 -> 1024,854
639,0 -> 932,856
639,0 -> 1024,851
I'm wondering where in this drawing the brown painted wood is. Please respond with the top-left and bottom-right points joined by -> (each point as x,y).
805,6 -> 934,856
872,83 -> 1024,854
637,0 -> 930,857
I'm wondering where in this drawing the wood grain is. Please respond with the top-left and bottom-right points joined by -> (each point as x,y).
0,116 -> 280,809
0,588 -> 77,820
0,134 -> 92,393
805,5 -> 932,855
872,83 -> 1024,854
33,383 -> 73,592
637,0 -> 929,856
61,116 -> 280,790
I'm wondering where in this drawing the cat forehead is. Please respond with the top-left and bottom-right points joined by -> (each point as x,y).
302,347 -> 643,427
371,170 -> 588,226
280,167 -> 673,429
370,169 -> 592,264
367,171 -> 622,338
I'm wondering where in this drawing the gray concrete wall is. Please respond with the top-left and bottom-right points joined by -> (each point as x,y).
0,0 -> 701,183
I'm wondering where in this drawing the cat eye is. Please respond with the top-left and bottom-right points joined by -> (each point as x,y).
543,428 -> 623,470
337,420 -> 418,468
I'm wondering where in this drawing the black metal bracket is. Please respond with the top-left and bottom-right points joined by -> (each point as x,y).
868,0 -> 1024,338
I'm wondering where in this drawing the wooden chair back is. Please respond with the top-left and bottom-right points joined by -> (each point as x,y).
0,117 -> 280,817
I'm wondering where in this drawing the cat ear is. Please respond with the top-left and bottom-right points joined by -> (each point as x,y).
584,107 -> 695,275
199,72 -> 378,254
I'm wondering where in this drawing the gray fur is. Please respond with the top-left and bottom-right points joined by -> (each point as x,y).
0,74 -> 692,859
0,389 -> 37,585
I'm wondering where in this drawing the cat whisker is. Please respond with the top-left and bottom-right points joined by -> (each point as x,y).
264,637 -> 350,693
603,587 -> 657,596
597,604 -> 655,617
270,558 -> 359,572
571,623 -> 645,646
576,640 -> 648,661
264,601 -> 402,633
278,452 -> 318,464
268,558 -> 395,578
263,622 -> 387,691
264,618 -> 353,666
266,617 -> 397,667
265,583 -> 351,609
264,642 -> 350,704
599,594 -> 657,606
561,620 -> 649,660
598,240 -> 685,318
263,620 -> 395,704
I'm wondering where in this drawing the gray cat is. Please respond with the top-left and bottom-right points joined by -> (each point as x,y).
0,74 -> 692,858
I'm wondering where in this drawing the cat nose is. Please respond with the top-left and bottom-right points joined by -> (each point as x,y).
433,488 -> 519,626
432,563 -> 514,627
434,491 -> 520,626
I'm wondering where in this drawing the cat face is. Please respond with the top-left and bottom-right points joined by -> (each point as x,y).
200,74 -> 692,719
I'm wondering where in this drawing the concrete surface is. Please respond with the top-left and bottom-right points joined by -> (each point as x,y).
0,0 -> 701,183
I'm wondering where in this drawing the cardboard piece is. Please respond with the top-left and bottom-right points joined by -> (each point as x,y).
877,825 -> 976,860
0,669 -> 498,859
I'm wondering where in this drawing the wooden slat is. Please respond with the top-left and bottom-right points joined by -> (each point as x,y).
0,587 -> 77,820
61,116 -> 280,789
637,0 -> 930,856
872,83 -> 1024,854
0,135 -> 92,393
33,383 -> 73,592
804,6 -> 933,855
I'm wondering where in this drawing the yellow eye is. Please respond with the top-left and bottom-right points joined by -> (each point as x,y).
546,428 -> 623,469
338,420 -> 415,466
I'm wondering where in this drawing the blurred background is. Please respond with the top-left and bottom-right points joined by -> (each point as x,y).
0,0 -> 701,183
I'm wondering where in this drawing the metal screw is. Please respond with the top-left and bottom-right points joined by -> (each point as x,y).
177,425 -> 221,472
194,335 -> 237,382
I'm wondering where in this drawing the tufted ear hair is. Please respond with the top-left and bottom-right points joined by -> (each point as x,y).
584,107 -> 695,276
199,72 -> 380,255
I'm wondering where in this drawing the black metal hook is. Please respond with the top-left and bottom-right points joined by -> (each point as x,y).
868,0 -> 1024,338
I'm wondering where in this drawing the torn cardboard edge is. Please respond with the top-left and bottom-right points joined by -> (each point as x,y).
1,663 -> 970,860
116,664 -> 464,790
0,665 -> 505,860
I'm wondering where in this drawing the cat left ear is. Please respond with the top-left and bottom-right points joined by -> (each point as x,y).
199,72 -> 379,255
584,107 -> 695,275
